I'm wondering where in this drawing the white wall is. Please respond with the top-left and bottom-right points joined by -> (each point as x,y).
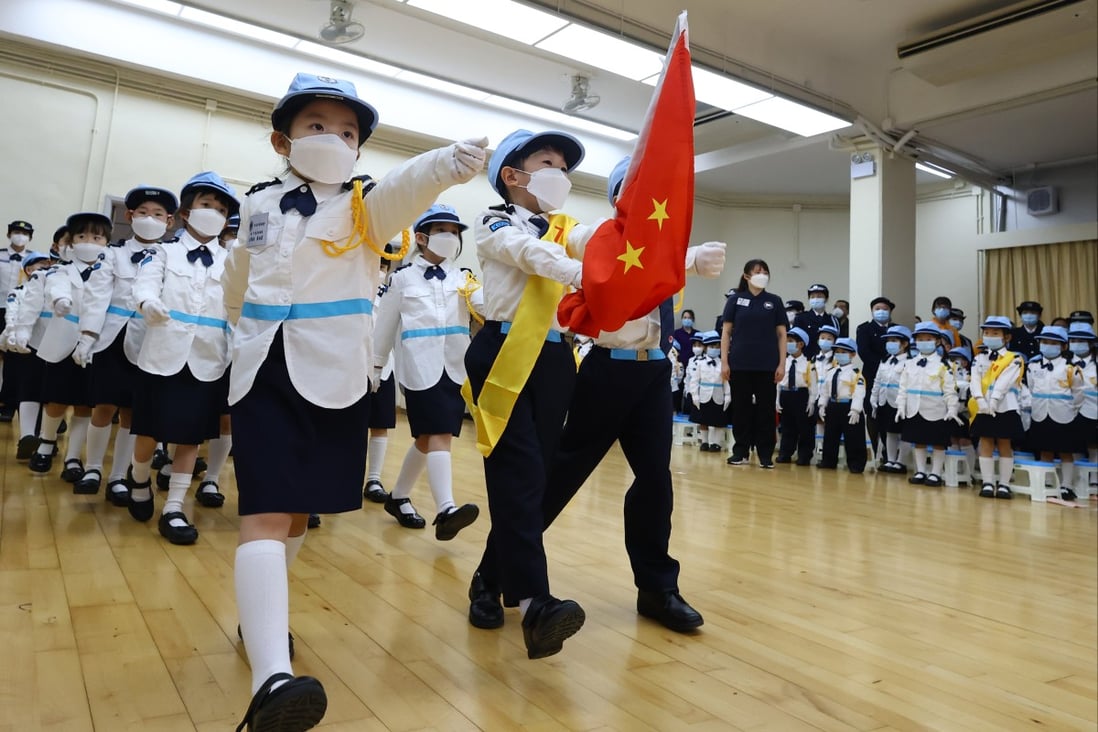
1002,162 -> 1098,230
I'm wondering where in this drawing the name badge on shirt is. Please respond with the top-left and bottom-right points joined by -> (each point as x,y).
247,212 -> 269,248
737,297 -> 751,307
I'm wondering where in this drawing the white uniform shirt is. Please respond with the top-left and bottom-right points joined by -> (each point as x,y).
372,254 -> 474,391
689,353 -> 729,406
683,352 -> 702,396
970,350 -> 1025,414
81,237 -> 156,359
224,150 -> 467,409
1072,354 -> 1097,420
131,234 -> 230,381
13,267 -> 54,349
1,282 -> 25,341
38,258 -> 104,363
780,353 -> 816,400
0,248 -> 36,300
1027,355 -> 1084,424
870,352 -> 908,408
813,352 -> 835,388
896,353 -> 959,421
817,362 -> 866,412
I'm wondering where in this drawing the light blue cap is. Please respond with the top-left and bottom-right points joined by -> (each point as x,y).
607,155 -> 630,204
690,331 -> 704,342
701,330 -> 721,345
272,73 -> 378,144
413,203 -> 467,233
20,251 -> 49,271
182,171 -> 239,212
488,129 -> 585,198
834,337 -> 857,352
884,324 -> 912,341
819,324 -> 840,337
1068,322 -> 1096,340
787,326 -> 809,344
1037,325 -> 1068,343
124,186 -> 179,215
913,322 -> 942,337
948,346 -> 973,362
980,315 -> 1013,330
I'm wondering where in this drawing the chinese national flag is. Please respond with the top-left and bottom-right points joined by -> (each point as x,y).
557,11 -> 695,336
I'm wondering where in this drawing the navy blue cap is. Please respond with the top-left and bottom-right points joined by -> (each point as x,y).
1015,300 -> 1042,313
807,283 -> 829,295
488,129 -> 585,198
124,186 -> 179,215
7,220 -> 33,233
607,155 -> 630,205
870,296 -> 894,310
272,73 -> 378,145
785,300 -> 804,312
413,204 -> 467,233
181,171 -> 240,212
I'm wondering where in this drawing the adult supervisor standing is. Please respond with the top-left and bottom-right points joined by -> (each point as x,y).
720,259 -> 787,468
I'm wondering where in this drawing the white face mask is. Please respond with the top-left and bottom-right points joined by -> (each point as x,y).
749,273 -> 769,289
705,346 -> 720,358
522,168 -> 572,212
131,216 -> 167,241
832,307 -> 845,319
9,233 -> 29,248
691,346 -> 703,357
186,208 -> 227,238
808,297 -> 826,311
288,133 -> 357,184
426,232 -> 460,260
72,242 -> 103,264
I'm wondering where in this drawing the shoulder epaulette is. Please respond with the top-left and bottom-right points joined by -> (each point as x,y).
246,178 -> 282,196
342,174 -> 375,196
162,236 -> 180,244
376,284 -> 388,298
392,262 -> 412,274
460,267 -> 473,275
109,238 -> 126,248
1027,355 -> 1041,363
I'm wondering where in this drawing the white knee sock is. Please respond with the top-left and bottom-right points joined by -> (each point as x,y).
37,414 -> 63,453
913,446 -> 927,474
108,427 -> 135,482
392,445 -> 426,501
18,402 -> 40,438
85,423 -> 112,472
1060,462 -> 1075,488
885,433 -> 899,462
707,426 -> 721,444
426,450 -> 455,514
898,441 -> 912,468
164,472 -> 191,518
962,445 -> 976,477
285,532 -> 306,568
979,456 -> 996,484
130,455 -> 153,501
930,448 -> 945,476
64,415 -> 90,462
205,434 -> 232,483
367,436 -> 388,483
998,456 -> 1014,485
235,540 -> 292,694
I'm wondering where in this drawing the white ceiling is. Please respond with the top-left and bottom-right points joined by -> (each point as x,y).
80,0 -> 1098,199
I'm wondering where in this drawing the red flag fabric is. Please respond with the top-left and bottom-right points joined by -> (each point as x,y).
557,12 -> 695,336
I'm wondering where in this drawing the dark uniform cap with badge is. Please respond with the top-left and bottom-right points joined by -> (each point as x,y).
1016,300 -> 1042,313
870,296 -> 895,310
7,220 -> 33,234
807,283 -> 829,296
124,186 -> 179,214
785,299 -> 805,313
488,128 -> 585,198
272,73 -> 379,146
1068,310 -> 1094,324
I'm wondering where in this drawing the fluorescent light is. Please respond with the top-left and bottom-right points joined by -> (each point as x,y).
406,0 -> 568,44
643,65 -> 772,111
116,0 -> 182,13
916,162 -> 954,179
394,70 -> 490,102
293,41 -> 402,77
482,95 -> 636,142
535,24 -> 663,81
179,7 -> 298,48
732,96 -> 849,137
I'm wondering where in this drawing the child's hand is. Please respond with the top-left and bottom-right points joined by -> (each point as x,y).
451,137 -> 489,181
140,298 -> 171,325
53,298 -> 73,317
72,334 -> 96,368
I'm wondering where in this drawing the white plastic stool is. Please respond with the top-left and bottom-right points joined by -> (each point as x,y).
943,450 -> 971,488
672,417 -> 700,446
1010,459 -> 1061,501
1074,460 -> 1098,499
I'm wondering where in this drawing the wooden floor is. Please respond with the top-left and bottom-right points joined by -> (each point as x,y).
1,415 -> 1095,732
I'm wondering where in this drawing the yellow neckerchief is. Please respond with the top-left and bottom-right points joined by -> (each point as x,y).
461,212 -> 577,458
968,351 -> 1023,424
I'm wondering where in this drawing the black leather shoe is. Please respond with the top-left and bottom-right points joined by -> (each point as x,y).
363,479 -> 389,503
151,448 -> 169,471
384,497 -> 426,529
106,480 -> 130,507
775,455 -> 792,464
195,480 -> 226,508
307,514 -> 321,529
234,673 -> 326,732
61,459 -> 84,483
468,572 -> 504,629
74,469 -> 102,495
0,409 -> 13,423
637,589 -> 704,633
57,419 -> 67,434
522,595 -> 585,659
237,624 -> 295,661
433,503 -> 479,541
193,456 -> 207,478
158,512 -> 199,545
15,435 -> 39,461
127,467 -> 155,522
28,442 -> 56,473
156,468 -> 172,491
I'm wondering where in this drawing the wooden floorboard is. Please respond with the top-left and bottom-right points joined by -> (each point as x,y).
0,413 -> 1094,731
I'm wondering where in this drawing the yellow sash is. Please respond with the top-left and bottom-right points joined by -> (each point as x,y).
968,351 -> 1023,424
462,213 -> 577,457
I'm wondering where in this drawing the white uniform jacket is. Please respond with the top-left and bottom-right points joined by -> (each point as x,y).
689,355 -> 729,407
0,248 -> 38,300
474,203 -> 586,327
970,350 -> 1025,414
683,353 -> 701,396
38,258 -> 104,363
870,353 -> 908,409
817,362 -> 866,413
132,234 -> 230,381
1027,355 -> 1084,424
1072,355 -> 1097,420
13,267 -> 55,349
224,150 -> 472,409
372,254 -> 475,391
1,283 -> 25,344
81,237 -> 156,359
813,352 -> 835,389
896,354 -> 959,421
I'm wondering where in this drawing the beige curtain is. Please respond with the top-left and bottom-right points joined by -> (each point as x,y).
982,240 -> 1098,321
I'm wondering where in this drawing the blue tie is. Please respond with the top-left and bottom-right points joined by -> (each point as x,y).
187,245 -> 213,267
424,265 -> 446,281
528,216 -> 549,238
280,184 -> 317,216
658,298 -> 675,353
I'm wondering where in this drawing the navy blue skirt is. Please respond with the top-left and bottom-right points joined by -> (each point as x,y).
899,414 -> 951,446
691,399 -> 727,427
231,330 -> 369,516
42,355 -> 92,407
88,330 -> 137,408
971,411 -> 1025,441
131,365 -> 226,444
1028,416 -> 1084,453
367,374 -> 396,429
404,376 -> 464,437
876,403 -> 900,433
12,351 -> 44,403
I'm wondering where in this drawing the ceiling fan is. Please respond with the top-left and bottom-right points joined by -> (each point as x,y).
319,0 -> 364,44
561,74 -> 601,114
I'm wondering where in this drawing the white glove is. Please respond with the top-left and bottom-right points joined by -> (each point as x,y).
806,401 -> 815,417
566,218 -> 608,256
370,365 -> 384,393
692,241 -> 726,279
8,329 -> 30,354
451,136 -> 489,182
140,298 -> 171,325
975,396 -> 990,415
53,297 -> 73,317
775,402 -> 783,414
817,403 -> 827,420
848,409 -> 862,425
956,379 -> 969,392
72,334 -> 96,368
895,403 -> 907,421
871,404 -> 878,419
950,413 -> 965,426
988,397 -> 1000,414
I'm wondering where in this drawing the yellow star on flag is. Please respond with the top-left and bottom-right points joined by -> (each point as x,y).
648,198 -> 670,230
617,241 -> 645,273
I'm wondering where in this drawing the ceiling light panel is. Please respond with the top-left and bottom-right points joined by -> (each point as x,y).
482,95 -> 635,141
535,24 -> 663,81
915,162 -> 953,179
394,70 -> 491,101
733,96 -> 849,137
293,40 -> 402,77
116,0 -> 182,14
179,6 -> 298,47
643,65 -> 773,111
405,0 -> 568,45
